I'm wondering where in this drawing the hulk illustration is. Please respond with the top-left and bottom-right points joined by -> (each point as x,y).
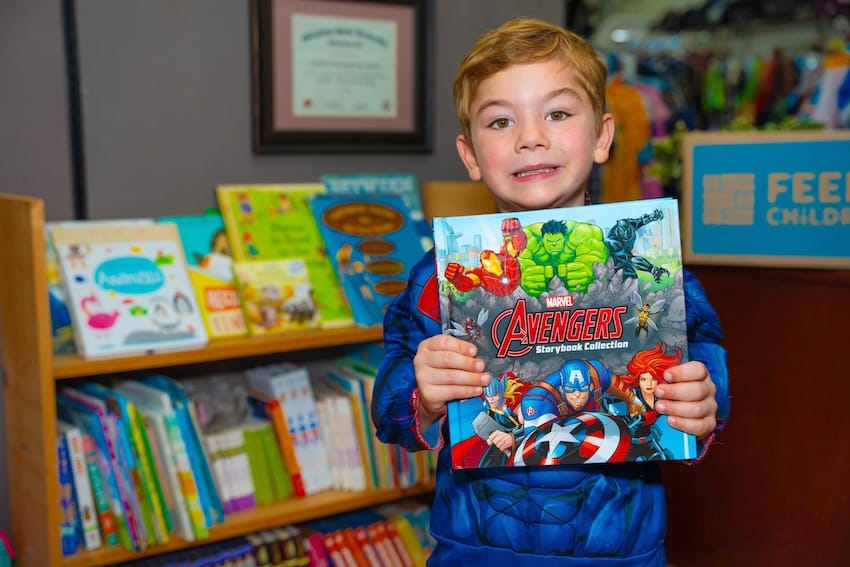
518,219 -> 609,296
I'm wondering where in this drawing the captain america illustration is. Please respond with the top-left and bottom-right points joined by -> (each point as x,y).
520,359 -> 640,435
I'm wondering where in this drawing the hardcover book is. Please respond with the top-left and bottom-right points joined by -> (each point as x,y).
50,222 -> 208,358
309,192 -> 429,327
216,183 -> 354,329
159,213 -> 247,338
319,172 -> 433,247
434,198 -> 697,469
232,258 -> 320,335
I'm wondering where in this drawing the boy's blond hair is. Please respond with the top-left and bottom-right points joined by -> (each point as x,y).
453,17 -> 608,142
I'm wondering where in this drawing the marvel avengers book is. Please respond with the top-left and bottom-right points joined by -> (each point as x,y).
434,198 -> 697,469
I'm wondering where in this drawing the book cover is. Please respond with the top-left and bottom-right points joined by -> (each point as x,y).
319,172 -> 433,247
232,258 -> 320,335
50,222 -> 208,358
216,183 -> 354,328
434,198 -> 696,469
46,227 -> 76,355
309,192 -> 429,327
159,213 -> 248,338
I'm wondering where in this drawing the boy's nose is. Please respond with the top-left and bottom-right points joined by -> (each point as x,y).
516,120 -> 549,151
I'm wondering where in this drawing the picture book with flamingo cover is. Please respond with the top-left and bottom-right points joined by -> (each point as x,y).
50,222 -> 208,358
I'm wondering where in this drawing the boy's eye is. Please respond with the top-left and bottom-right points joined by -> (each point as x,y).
548,110 -> 570,121
488,117 -> 513,129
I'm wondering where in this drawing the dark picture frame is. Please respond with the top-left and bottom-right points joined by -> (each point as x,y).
251,0 -> 432,153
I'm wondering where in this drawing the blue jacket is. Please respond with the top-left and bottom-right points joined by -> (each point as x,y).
373,249 -> 729,566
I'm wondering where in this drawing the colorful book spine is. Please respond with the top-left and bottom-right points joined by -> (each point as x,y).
81,434 -> 119,546
244,423 -> 273,507
259,425 -> 293,502
60,423 -> 102,550
141,374 -> 225,527
126,402 -> 170,543
246,393 -> 306,498
162,413 -> 208,539
57,390 -> 140,550
57,435 -> 80,556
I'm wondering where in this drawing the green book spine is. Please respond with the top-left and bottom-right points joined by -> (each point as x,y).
260,425 -> 293,501
244,426 -> 273,506
131,405 -> 172,536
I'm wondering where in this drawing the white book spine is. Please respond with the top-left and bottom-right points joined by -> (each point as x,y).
62,424 -> 103,550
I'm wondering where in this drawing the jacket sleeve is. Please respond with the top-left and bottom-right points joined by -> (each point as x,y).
371,250 -> 444,452
683,269 -> 730,457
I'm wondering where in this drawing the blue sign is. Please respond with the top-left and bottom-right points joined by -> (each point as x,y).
681,131 -> 850,269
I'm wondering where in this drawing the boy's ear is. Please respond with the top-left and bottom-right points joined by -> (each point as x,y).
456,135 -> 482,181
593,113 -> 615,164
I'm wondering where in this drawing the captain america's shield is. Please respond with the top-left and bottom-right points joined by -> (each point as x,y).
512,412 -> 632,466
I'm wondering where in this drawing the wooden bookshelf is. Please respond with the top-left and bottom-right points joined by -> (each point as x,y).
61,486 -> 432,567
0,193 -> 428,566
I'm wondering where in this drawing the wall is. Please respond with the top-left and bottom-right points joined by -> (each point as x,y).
73,0 -> 560,219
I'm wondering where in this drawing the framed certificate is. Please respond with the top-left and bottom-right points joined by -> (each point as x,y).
251,0 -> 432,153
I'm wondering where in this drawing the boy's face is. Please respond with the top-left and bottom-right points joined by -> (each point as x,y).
456,59 -> 613,212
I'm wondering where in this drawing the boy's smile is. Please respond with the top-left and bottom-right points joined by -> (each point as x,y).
456,59 -> 613,212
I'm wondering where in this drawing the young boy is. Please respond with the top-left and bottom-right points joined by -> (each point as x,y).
372,17 -> 728,565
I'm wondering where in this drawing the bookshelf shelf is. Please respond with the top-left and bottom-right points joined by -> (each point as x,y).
53,325 -> 385,379
0,194 -> 426,566
61,485 -> 432,567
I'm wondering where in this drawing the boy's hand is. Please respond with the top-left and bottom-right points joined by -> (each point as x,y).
654,361 -> 718,440
413,334 -> 489,430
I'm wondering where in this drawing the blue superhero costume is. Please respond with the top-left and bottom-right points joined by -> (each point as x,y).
373,249 -> 729,566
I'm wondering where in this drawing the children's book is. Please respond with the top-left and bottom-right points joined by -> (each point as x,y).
139,374 -> 225,529
80,433 -> 120,547
216,183 -> 354,329
319,172 -> 432,247
309,193 -> 429,327
159,213 -> 248,339
57,421 -> 102,551
57,434 -> 80,556
233,258 -> 320,335
50,222 -> 208,358
245,363 -> 335,495
114,380 -> 202,541
79,382 -> 169,546
47,227 -> 76,355
58,387 -> 146,550
434,198 -> 696,469
245,393 -> 306,498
